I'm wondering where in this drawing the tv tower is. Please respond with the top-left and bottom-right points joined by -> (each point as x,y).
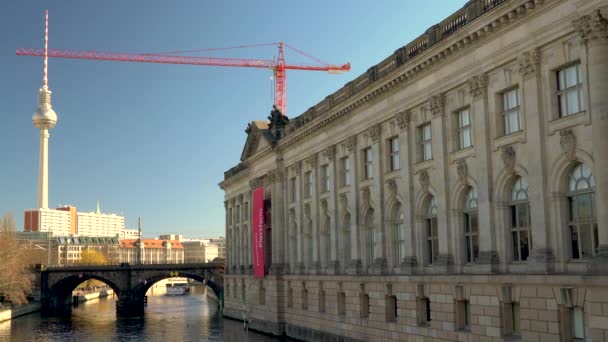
32,10 -> 57,209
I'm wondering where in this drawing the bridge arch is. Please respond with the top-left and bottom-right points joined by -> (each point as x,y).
43,273 -> 120,315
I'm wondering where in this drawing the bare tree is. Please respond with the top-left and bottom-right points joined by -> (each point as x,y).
0,212 -> 32,305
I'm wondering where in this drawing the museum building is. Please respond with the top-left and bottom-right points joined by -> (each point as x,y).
220,0 -> 608,340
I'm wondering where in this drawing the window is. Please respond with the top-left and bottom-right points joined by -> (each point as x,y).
304,171 -> 312,199
388,137 -> 400,171
337,292 -> 346,316
320,165 -> 330,193
319,287 -> 326,313
360,285 -> 370,318
419,123 -> 432,161
557,63 -> 585,117
571,307 -> 585,339
340,157 -> 350,186
302,286 -> 308,310
365,208 -> 375,267
510,177 -> 531,262
287,287 -> 293,308
305,216 -> 313,267
568,164 -> 597,259
289,177 -> 296,203
243,202 -> 249,222
512,302 -> 521,335
386,295 -> 397,322
417,297 -> 431,325
228,207 -> 233,225
236,205 -> 241,223
342,213 -> 351,267
391,204 -> 404,266
363,148 -> 373,179
502,88 -> 521,135
426,197 -> 438,265
456,108 -> 472,150
456,300 -> 471,330
464,189 -> 479,263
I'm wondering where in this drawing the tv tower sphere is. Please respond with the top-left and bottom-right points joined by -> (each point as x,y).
33,88 -> 57,129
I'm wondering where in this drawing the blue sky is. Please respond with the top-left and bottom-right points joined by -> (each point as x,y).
0,1 -> 464,238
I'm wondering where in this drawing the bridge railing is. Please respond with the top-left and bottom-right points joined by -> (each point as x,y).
39,261 -> 225,272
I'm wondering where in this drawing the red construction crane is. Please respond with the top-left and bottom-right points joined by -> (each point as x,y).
16,12 -> 350,116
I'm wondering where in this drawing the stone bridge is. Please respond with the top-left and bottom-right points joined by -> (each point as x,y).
37,262 -> 224,317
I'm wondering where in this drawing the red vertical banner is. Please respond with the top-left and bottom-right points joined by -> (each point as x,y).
252,187 -> 265,278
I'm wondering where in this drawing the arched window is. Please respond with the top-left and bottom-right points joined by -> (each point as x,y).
342,213 -> 351,268
305,218 -> 313,268
322,216 -> 331,267
365,208 -> 375,267
510,177 -> 531,261
390,203 -> 404,267
426,197 -> 438,265
464,189 -> 479,263
568,164 -> 597,259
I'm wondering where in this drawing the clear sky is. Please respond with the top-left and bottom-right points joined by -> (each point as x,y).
0,1 -> 464,238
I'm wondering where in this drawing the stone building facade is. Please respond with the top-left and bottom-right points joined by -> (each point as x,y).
220,0 -> 608,341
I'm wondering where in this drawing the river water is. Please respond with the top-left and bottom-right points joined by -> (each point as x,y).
0,287 -> 279,342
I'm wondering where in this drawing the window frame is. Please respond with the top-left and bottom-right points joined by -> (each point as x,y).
510,177 -> 532,262
363,147 -> 373,179
567,163 -> 597,260
303,171 -> 312,199
426,197 -> 438,265
456,108 -> 472,150
418,123 -> 432,162
320,164 -> 330,193
557,63 -> 585,118
464,189 -> 479,264
340,156 -> 350,187
289,177 -> 297,203
501,87 -> 522,135
388,136 -> 400,171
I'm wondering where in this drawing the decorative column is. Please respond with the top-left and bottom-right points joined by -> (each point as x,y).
518,48 -> 554,273
267,167 -> 287,275
429,94 -> 454,272
396,111 -> 418,273
468,74 -> 499,272
307,153 -> 320,273
322,144 -> 340,274
368,124 -> 388,275
574,9 -> 608,268
343,136 -> 363,275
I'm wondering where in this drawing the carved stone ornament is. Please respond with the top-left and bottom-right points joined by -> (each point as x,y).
249,177 -> 263,189
456,159 -> 468,184
386,179 -> 397,200
291,161 -> 302,175
501,146 -> 516,172
368,124 -> 381,143
339,193 -> 348,212
418,170 -> 430,192
468,74 -> 488,98
518,49 -> 540,78
343,136 -> 357,153
429,94 -> 445,117
322,145 -> 336,161
361,187 -> 371,207
573,9 -> 608,44
265,168 -> 284,185
307,154 -> 318,168
320,200 -> 328,215
396,110 -> 410,131
560,129 -> 577,161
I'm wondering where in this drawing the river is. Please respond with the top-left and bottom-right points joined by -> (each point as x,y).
0,287 -> 279,342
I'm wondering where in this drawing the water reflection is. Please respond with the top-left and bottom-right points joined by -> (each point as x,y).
1,287 -> 279,342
